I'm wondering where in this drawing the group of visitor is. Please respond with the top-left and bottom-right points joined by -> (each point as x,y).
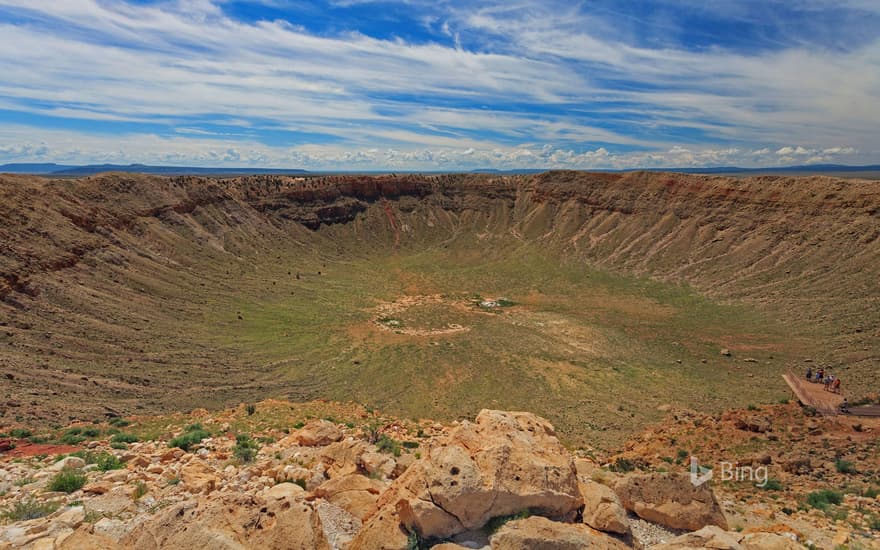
804,367 -> 842,393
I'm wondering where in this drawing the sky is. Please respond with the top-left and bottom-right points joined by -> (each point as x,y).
0,0 -> 878,171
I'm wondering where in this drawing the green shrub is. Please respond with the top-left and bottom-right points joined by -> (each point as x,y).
246,404 -> 256,416
835,459 -> 857,474
609,457 -> 635,473
376,435 -> 401,457
761,479 -> 784,491
110,433 -> 138,444
293,478 -> 307,490
132,481 -> 148,501
82,427 -> 101,438
169,425 -> 210,452
10,428 -> 32,439
48,469 -> 87,493
402,441 -> 419,449
69,450 -> 122,471
96,453 -> 123,471
110,442 -> 128,450
108,417 -> 130,427
65,427 -> 83,436
485,510 -> 530,534
675,449 -> 689,464
293,421 -> 305,429
59,434 -> 87,445
1,499 -> 60,521
233,434 -> 259,463
806,489 -> 843,510
747,404 -> 759,411
27,436 -> 49,444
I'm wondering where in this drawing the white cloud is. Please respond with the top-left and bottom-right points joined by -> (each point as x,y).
0,0 -> 876,168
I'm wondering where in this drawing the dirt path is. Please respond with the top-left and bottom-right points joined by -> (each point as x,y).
783,372 -> 844,415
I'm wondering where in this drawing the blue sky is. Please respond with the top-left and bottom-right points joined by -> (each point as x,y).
0,0 -> 878,170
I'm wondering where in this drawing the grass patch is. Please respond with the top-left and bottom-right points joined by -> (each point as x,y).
110,433 -> 139,444
48,469 -> 87,493
169,424 -> 210,452
132,481 -> 148,501
70,450 -> 123,471
761,479 -> 784,491
806,489 -> 843,510
609,457 -> 636,473
835,459 -> 857,474
233,433 -> 259,463
58,433 -> 87,445
484,510 -> 531,534
9,428 -> 32,439
1,499 -> 60,521
376,434 -> 402,457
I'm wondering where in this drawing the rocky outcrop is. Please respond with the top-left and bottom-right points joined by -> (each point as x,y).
612,472 -> 728,531
313,473 -> 386,520
2,403 -> 872,549
353,410 -> 582,545
124,491 -> 329,550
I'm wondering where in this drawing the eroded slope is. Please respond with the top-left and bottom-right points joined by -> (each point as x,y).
0,172 -> 877,445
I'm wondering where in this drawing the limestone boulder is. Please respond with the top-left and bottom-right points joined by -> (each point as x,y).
313,473 -> 387,520
489,516 -> 629,549
297,420 -> 344,447
124,492 -> 329,550
612,472 -> 728,531
318,439 -> 371,478
180,460 -> 220,494
579,481 -> 629,535
352,410 -> 582,545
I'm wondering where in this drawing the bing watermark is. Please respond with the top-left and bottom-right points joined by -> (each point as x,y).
690,456 -> 768,488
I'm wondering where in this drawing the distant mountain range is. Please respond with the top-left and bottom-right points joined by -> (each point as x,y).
0,163 -> 309,176
1,162 -> 879,177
